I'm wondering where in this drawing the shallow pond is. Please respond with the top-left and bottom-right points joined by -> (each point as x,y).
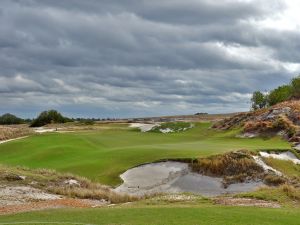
115,161 -> 264,196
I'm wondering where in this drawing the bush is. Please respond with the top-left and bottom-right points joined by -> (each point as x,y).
251,75 -> 300,109
264,175 -> 286,186
268,85 -> 292,106
0,113 -> 24,125
82,119 -> 95,125
291,76 -> 300,99
30,110 -> 70,127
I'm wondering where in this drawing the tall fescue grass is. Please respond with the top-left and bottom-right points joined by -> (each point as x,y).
0,125 -> 32,141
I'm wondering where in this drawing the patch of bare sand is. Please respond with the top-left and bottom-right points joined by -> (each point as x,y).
0,185 -> 108,215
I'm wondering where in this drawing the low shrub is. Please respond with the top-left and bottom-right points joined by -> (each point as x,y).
280,184 -> 300,200
264,175 -> 286,186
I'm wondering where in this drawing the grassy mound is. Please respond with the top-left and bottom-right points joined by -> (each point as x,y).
190,151 -> 266,186
213,100 -> 300,141
191,151 -> 263,177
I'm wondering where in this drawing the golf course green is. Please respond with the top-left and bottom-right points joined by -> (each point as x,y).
0,122 -> 290,185
0,203 -> 299,225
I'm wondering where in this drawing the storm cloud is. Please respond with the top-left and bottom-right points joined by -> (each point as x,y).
0,0 -> 299,118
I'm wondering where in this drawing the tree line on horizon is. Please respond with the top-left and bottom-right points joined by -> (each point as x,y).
251,75 -> 300,110
0,110 -> 111,127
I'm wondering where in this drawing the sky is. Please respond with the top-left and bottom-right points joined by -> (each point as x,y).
0,0 -> 300,118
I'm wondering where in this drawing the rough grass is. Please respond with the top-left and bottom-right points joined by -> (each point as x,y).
243,115 -> 297,137
238,184 -> 300,206
0,164 -> 137,203
0,125 -> 32,141
0,122 -> 290,185
263,174 -> 286,186
263,157 -> 300,184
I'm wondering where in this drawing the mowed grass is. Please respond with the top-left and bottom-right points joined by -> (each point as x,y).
0,122 -> 290,185
0,205 -> 299,225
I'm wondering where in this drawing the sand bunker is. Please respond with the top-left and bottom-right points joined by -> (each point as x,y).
260,151 -> 300,165
33,128 -> 58,133
129,123 -> 158,132
252,156 -> 282,176
115,162 -> 263,196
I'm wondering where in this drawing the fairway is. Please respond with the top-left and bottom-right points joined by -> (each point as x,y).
0,123 -> 291,185
0,204 -> 299,225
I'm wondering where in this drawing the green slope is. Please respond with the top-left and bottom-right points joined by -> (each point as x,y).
0,122 -> 290,185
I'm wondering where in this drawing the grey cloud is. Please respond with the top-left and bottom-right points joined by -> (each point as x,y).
0,0 -> 298,118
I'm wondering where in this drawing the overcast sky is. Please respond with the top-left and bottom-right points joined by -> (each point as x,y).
0,0 -> 299,118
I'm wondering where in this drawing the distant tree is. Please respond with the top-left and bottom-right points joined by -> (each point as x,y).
267,85 -> 292,106
291,76 -> 300,99
30,110 -> 70,127
0,113 -> 24,125
83,119 -> 95,125
251,91 -> 267,110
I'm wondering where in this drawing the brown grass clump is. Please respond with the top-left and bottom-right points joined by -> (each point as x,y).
212,113 -> 251,130
264,175 -> 286,186
48,186 -> 138,203
0,125 -> 32,141
280,184 -> 300,200
243,121 -> 273,133
243,115 -> 297,137
191,151 -> 263,177
272,115 -> 297,137
273,100 -> 300,112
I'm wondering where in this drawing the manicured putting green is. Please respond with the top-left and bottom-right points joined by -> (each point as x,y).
0,122 -> 290,185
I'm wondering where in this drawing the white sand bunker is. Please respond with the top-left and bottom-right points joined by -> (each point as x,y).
252,156 -> 282,176
33,128 -> 58,133
115,162 -> 263,197
129,123 -> 158,132
260,151 -> 300,165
